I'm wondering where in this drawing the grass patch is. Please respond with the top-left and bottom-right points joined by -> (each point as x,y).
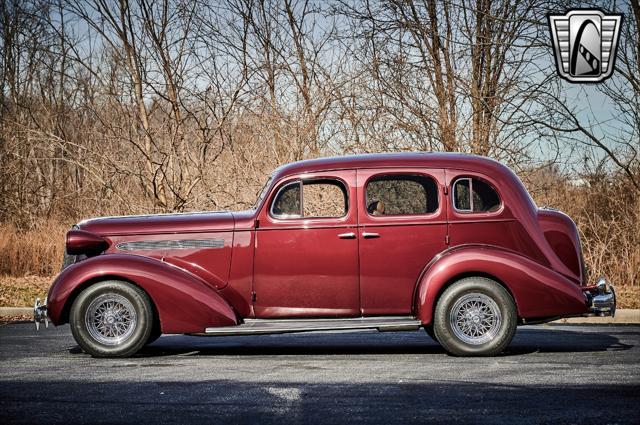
0,275 -> 53,307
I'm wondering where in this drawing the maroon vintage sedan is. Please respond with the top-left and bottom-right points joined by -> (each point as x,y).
34,153 -> 615,357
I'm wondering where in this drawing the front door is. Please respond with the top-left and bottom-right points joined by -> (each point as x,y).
253,170 -> 360,318
357,168 -> 448,315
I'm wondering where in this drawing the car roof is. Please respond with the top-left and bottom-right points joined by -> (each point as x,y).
272,152 -> 513,180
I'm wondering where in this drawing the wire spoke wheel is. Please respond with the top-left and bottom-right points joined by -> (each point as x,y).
85,293 -> 138,346
449,292 -> 502,345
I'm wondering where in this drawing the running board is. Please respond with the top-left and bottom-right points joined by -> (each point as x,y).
201,316 -> 422,336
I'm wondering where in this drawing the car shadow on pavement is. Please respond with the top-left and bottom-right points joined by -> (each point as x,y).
505,326 -> 634,355
135,332 -> 448,357
71,327 -> 633,358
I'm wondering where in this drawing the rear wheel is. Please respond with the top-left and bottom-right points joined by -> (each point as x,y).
70,280 -> 154,357
434,277 -> 517,356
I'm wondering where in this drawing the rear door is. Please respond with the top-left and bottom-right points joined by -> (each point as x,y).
357,169 -> 448,315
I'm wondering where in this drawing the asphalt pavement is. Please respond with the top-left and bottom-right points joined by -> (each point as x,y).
1,322 -> 639,424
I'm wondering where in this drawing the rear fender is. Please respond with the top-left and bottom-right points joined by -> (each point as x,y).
414,245 -> 589,325
47,254 -> 237,333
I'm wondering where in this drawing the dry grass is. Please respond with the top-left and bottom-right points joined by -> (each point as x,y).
615,286 -> 640,309
0,222 -> 67,276
526,171 -> 640,289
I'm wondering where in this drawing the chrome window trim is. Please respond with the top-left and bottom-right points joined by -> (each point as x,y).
269,179 -> 349,220
452,177 -> 473,212
452,176 -> 502,214
269,181 -> 303,219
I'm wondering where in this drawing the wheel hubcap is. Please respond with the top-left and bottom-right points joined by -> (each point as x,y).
85,293 -> 137,345
450,293 -> 502,345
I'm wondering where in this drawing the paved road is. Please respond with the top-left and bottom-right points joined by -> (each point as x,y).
1,322 -> 639,424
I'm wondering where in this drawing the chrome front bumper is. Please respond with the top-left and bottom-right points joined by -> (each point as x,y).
586,277 -> 616,317
34,297 -> 49,330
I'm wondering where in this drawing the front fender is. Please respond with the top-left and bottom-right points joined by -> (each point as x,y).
47,254 -> 238,333
414,245 -> 589,325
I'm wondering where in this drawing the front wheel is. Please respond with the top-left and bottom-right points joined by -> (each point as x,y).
70,280 -> 154,357
434,277 -> 517,356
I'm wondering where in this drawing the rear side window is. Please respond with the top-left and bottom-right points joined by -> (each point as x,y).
366,174 -> 439,216
271,179 -> 348,219
453,177 -> 501,213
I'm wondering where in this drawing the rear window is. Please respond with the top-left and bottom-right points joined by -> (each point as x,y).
453,177 -> 501,213
365,174 -> 439,216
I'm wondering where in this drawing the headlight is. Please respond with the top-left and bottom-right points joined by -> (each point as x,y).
61,224 -> 89,271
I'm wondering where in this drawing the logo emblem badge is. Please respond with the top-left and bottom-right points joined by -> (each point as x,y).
548,10 -> 623,83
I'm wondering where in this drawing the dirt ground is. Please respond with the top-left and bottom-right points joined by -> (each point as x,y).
0,275 -> 54,307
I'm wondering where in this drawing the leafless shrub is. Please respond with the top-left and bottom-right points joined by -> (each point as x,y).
524,166 -> 640,287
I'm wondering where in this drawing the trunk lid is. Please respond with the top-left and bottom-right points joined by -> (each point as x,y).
537,207 -> 585,284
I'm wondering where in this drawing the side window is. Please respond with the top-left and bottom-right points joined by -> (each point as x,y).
365,174 -> 439,216
454,178 -> 471,211
270,179 -> 347,219
303,181 -> 347,218
453,177 -> 501,213
271,182 -> 301,217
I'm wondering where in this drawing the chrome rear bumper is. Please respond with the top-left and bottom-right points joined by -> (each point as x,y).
586,277 -> 616,317
34,297 -> 49,330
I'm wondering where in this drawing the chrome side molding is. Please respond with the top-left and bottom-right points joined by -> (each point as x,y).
201,316 -> 422,336
116,238 -> 224,251
34,297 -> 49,330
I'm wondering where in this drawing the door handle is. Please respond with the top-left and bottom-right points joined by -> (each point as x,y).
338,232 -> 356,239
362,232 -> 380,239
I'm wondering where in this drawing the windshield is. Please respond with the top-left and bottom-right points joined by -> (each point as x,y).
251,175 -> 273,210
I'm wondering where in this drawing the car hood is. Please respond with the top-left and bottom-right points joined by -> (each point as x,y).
78,211 -> 236,236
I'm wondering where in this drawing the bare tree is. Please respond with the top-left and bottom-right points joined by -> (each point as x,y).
522,0 -> 639,191
335,0 -> 551,160
1,0 -> 638,223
